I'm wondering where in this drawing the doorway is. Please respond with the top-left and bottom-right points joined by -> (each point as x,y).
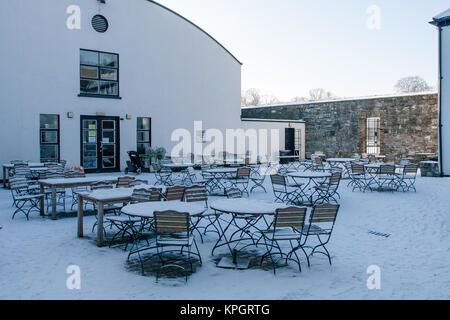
366,117 -> 380,154
80,115 -> 120,173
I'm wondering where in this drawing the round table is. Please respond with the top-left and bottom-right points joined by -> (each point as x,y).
326,158 -> 356,179
161,163 -> 193,172
210,199 -> 289,256
122,201 -> 206,218
204,168 -> 238,195
287,171 -> 331,205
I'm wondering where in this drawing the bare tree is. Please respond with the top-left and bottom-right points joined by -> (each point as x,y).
291,96 -> 308,103
260,94 -> 280,105
308,88 -> 336,101
241,88 -> 262,106
394,76 -> 432,93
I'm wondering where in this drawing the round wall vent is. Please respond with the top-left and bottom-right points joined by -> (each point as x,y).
91,15 -> 108,33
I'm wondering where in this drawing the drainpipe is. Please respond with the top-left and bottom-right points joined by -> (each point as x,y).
438,26 -> 443,176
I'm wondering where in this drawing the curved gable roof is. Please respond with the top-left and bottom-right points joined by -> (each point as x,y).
146,0 -> 242,65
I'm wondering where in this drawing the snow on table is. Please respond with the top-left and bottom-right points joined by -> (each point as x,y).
122,201 -> 206,217
210,198 -> 289,215
288,171 -> 331,178
38,175 -> 120,186
205,168 -> 238,173
326,158 -> 356,162
77,185 -> 154,201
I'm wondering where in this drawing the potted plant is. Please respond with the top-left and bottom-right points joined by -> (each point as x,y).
148,147 -> 167,169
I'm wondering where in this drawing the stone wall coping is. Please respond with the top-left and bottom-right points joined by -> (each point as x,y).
241,91 -> 438,109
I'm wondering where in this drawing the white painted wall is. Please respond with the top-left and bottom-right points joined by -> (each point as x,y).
440,25 -> 450,175
241,120 -> 306,160
0,0 -> 241,176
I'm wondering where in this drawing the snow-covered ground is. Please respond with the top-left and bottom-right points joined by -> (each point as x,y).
1,172 -> 449,299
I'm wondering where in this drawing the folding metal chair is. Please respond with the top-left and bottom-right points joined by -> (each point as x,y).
396,164 -> 418,192
10,180 -> 44,220
226,167 -> 251,196
152,210 -> 202,281
163,185 -> 185,201
152,163 -> 173,186
376,164 -> 397,191
348,162 -> 368,192
260,206 -> 308,274
116,176 -> 136,188
270,174 -> 300,204
311,171 -> 341,205
302,204 -> 340,265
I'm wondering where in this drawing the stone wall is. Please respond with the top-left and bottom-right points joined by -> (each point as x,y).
241,93 -> 438,161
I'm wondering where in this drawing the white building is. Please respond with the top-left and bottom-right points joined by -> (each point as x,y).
431,9 -> 450,176
0,0 -> 242,174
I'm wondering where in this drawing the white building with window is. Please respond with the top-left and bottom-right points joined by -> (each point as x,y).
0,0 -> 241,174
431,9 -> 450,176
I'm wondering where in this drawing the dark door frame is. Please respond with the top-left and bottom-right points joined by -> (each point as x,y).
80,115 -> 120,173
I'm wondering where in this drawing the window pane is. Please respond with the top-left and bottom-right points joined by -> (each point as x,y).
83,120 -> 97,129
40,115 -> 58,129
137,131 -> 149,143
81,66 -> 98,79
102,120 -> 114,130
99,81 -> 118,95
83,144 -> 97,157
83,158 -> 97,169
137,117 -> 150,130
80,79 -> 99,94
102,158 -> 115,168
40,145 -> 58,160
80,50 -> 99,65
100,68 -> 117,80
137,143 -> 151,156
102,130 -> 114,143
100,53 -> 118,67
41,131 -> 58,143
102,144 -> 115,157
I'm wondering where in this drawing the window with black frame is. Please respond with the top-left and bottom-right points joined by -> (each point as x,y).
366,117 -> 380,154
137,117 -> 151,167
40,114 -> 60,162
80,49 -> 119,97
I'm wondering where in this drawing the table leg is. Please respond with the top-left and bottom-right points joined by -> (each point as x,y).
40,184 -> 45,216
2,167 -> 6,188
77,194 -> 84,238
51,187 -> 57,220
96,202 -> 104,247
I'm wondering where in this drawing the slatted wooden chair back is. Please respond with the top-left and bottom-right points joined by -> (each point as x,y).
236,167 -> 250,179
379,165 -> 395,175
187,166 -> 196,178
309,204 -> 339,227
90,181 -> 114,190
165,186 -> 185,201
329,171 -> 341,185
184,185 -> 208,205
149,187 -> 163,201
65,171 -> 85,178
116,176 -> 135,188
403,164 -> 418,175
270,174 -> 286,187
225,188 -> 242,199
274,206 -> 307,229
351,163 -> 365,175
131,188 -> 152,202
154,210 -> 190,234
13,163 -> 31,176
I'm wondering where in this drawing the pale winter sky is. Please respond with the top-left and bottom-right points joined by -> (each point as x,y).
157,0 -> 447,101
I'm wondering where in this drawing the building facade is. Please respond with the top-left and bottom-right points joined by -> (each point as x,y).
242,93 -> 438,161
0,0 -> 242,174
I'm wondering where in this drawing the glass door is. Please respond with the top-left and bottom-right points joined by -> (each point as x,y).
81,115 -> 120,173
